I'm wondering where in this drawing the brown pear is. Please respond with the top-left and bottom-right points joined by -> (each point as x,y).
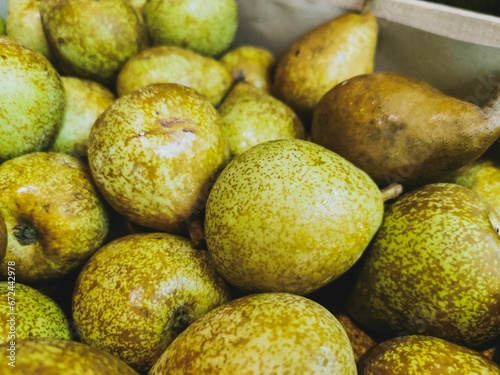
311,72 -> 500,188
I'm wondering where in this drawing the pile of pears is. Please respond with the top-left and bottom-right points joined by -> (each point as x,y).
2,0 -> 500,374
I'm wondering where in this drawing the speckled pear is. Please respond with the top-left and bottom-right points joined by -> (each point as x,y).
273,12 -> 378,115
345,183 -> 500,348
149,293 -> 357,374
358,335 -> 500,374
205,139 -> 384,295
0,282 -> 71,343
73,232 -> 230,374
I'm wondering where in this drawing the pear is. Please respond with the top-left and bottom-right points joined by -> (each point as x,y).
38,0 -> 147,84
49,76 -> 115,159
116,45 -> 233,106
73,232 -> 231,374
345,183 -> 500,348
126,0 -> 147,14
358,335 -> 500,374
205,139 -> 384,295
220,46 -> 276,92
445,157 -> 500,217
0,15 -> 5,35
218,82 -> 305,157
0,36 -> 65,162
0,282 -> 71,344
88,83 -> 229,235
335,312 -> 379,362
2,337 -> 139,374
273,12 -> 378,116
143,0 -> 238,57
311,72 -> 500,188
6,0 -> 52,59
149,292 -> 356,374
0,212 -> 6,257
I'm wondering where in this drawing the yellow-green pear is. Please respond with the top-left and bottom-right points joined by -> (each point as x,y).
205,139 -> 384,295
2,338 -> 139,374
273,12 -> 378,115
6,0 -> 52,59
218,81 -> 305,157
358,335 -> 500,374
149,293 -> 356,374
144,0 -> 238,57
39,0 -> 147,84
73,232 -> 231,374
0,282 -> 71,344
220,46 -> 276,92
345,183 -> 500,348
116,45 -> 232,106
0,36 -> 65,162
50,76 -> 115,159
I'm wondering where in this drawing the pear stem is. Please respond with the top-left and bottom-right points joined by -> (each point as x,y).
482,84 -> 500,117
380,183 -> 403,202
361,0 -> 374,15
187,218 -> 207,250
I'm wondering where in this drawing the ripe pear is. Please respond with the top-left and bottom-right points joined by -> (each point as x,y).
0,282 -> 71,344
2,338 -> 139,374
273,12 -> 378,116
0,152 -> 109,284
49,76 -> 115,159
6,0 -> 52,59
311,72 -> 500,188
220,46 -> 276,92
358,335 -> 500,374
144,0 -> 238,57
39,0 -> 147,84
88,83 -> 229,235
205,139 -> 384,295
445,156 -> 500,217
218,82 -> 305,157
116,45 -> 233,106
0,36 -> 65,162
149,292 -> 356,374
345,183 -> 500,348
73,232 -> 231,374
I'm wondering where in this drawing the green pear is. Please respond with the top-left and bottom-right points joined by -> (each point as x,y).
0,152 -> 109,284
39,0 -> 147,84
358,335 -> 500,374
116,45 -> 233,106
205,139 -> 384,295
2,337 -> 139,374
311,72 -> 500,188
0,16 -> 5,35
88,83 -> 229,235
0,36 -> 65,162
0,282 -> 71,344
73,232 -> 231,374
220,46 -> 276,92
49,76 -> 115,159
149,292 -> 356,374
218,82 -> 305,157
6,0 -> 52,59
273,12 -> 378,115
445,157 -> 500,218
144,0 -> 238,57
345,183 -> 500,348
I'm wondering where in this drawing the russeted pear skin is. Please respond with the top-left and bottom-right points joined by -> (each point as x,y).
205,139 -> 383,295
345,183 -> 500,348
148,293 -> 356,375
311,72 -> 500,188
273,12 -> 378,115
357,335 -> 500,374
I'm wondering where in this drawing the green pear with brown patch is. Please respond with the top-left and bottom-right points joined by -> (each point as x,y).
358,335 -> 500,374
149,292 -> 356,374
116,45 -> 232,106
345,183 -> 500,348
0,282 -> 71,344
1,338 -> 139,374
218,81 -> 305,157
73,232 -> 231,374
205,139 -> 384,295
